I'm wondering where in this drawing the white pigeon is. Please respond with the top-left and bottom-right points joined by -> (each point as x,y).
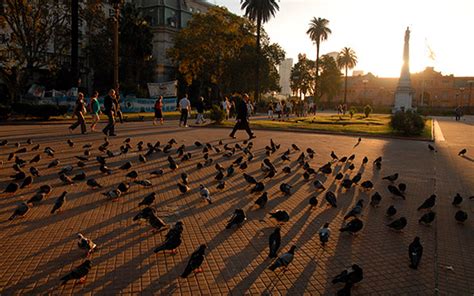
77,233 -> 97,257
199,184 -> 212,204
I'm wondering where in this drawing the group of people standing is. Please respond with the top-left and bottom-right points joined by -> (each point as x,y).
267,99 -> 317,120
69,89 -> 121,136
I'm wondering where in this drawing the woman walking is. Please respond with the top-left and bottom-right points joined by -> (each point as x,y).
195,96 -> 206,124
89,91 -> 101,131
153,96 -> 164,125
69,92 -> 87,134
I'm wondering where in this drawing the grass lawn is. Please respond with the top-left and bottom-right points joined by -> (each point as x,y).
219,114 -> 432,140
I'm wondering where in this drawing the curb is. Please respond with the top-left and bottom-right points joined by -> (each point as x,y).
194,122 -> 434,142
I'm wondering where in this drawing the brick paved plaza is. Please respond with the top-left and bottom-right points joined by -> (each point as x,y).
0,117 -> 472,295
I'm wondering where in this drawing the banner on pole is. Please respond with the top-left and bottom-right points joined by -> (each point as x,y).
147,81 -> 177,98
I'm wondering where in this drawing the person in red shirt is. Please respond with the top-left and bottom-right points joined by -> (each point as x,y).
153,96 -> 164,125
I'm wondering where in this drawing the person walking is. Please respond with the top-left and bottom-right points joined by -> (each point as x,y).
102,89 -> 117,136
275,101 -> 282,119
179,94 -> 191,127
69,92 -> 87,134
195,96 -> 206,124
89,91 -> 101,131
222,97 -> 230,120
229,93 -> 255,139
455,105 -> 462,121
153,96 -> 164,125
267,101 -> 274,119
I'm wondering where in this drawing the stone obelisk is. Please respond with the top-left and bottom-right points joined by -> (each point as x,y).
393,27 -> 414,112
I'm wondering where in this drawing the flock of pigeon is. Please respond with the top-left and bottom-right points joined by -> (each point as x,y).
0,134 -> 472,295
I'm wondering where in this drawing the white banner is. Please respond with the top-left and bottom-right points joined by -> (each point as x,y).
147,81 -> 177,98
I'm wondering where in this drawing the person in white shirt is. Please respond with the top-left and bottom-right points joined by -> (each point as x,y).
179,94 -> 191,127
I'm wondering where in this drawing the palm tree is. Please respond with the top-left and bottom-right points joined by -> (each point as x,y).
337,47 -> 358,104
306,17 -> 331,100
241,0 -> 279,103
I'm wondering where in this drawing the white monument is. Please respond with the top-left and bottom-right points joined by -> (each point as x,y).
393,27 -> 414,112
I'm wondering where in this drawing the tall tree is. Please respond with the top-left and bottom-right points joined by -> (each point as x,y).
337,47 -> 358,104
306,17 -> 331,100
0,0 -> 70,102
319,55 -> 342,105
240,0 -> 279,103
290,54 -> 315,97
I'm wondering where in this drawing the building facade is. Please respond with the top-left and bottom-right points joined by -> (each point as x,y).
328,67 -> 474,110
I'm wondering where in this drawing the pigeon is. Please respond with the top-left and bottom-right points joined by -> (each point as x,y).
119,161 -> 132,170
309,196 -> 318,208
10,171 -> 26,180
398,183 -> 407,193
196,162 -> 203,169
67,139 -> 75,147
419,211 -> 436,225
268,227 -> 281,258
99,164 -> 112,175
360,180 -> 373,190
181,244 -> 206,278
60,173 -> 74,185
383,173 -> 399,182
77,161 -> 87,168
215,163 -> 225,172
339,218 -> 364,234
0,139 -> 8,146
332,264 -> 364,285
133,207 -> 156,222
138,154 -> 147,163
214,171 -> 224,181
216,180 -> 226,190
47,159 -> 59,168
354,137 -> 362,147
44,147 -> 55,157
150,169 -> 164,177
279,183 -> 292,195
268,245 -> 297,272
20,176 -> 33,189
27,192 -> 46,204
15,147 -> 27,154
29,154 -> 41,164
375,161 -> 382,170
409,237 -> 423,269
362,156 -> 368,165
351,173 -> 362,184
269,210 -> 290,224
313,180 -> 325,191
325,191 -> 337,208
282,166 -> 292,174
39,184 -> 52,194
281,154 -> 290,162
177,183 -> 190,194
31,144 -> 40,151
51,191 -> 67,214
455,210 -> 468,223
335,172 -> 344,180
8,202 -> 30,220
103,189 -> 122,200
388,184 -> 405,199
126,170 -> 139,180
243,173 -> 257,185
370,192 -> 382,207
330,151 -> 339,160
139,193 -> 156,207
263,158 -> 277,172
117,182 -> 130,193
30,166 -> 40,177
59,165 -> 74,175
264,170 -> 276,179
199,185 -> 212,204
134,180 -> 153,187
291,144 -> 300,151
348,154 -> 356,162
148,213 -> 168,232
428,144 -> 437,152
77,233 -> 97,257
452,193 -> 463,207
96,156 -> 106,165
417,194 -> 436,210
251,182 -> 265,194
154,222 -> 183,254
226,166 -> 235,177
318,223 -> 330,246
60,260 -> 92,285
26,138 -> 32,145
226,209 -> 246,229
341,179 -> 353,190
253,192 -> 268,209
72,171 -> 86,181
387,217 -> 407,231
458,148 -> 467,156
386,205 -> 397,217
86,178 -> 102,189
168,156 -> 178,170
344,200 -> 364,220
339,156 -> 348,163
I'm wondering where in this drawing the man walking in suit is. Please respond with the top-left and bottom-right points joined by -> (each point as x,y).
102,89 -> 117,136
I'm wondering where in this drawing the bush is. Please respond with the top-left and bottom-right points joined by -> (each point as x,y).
390,110 -> 425,135
209,104 -> 226,124
364,105 -> 373,117
0,104 -> 12,121
349,106 -> 357,118
12,103 -> 69,120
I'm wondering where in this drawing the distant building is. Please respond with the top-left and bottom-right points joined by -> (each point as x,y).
325,51 -> 339,61
322,67 -> 474,110
278,58 -> 293,96
352,70 -> 364,77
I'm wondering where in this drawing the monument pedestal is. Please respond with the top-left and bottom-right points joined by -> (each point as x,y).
393,84 -> 414,112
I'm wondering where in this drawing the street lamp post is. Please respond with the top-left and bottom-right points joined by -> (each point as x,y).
112,0 -> 122,95
468,80 -> 474,113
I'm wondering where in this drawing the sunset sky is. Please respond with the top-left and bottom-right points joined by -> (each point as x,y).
214,0 -> 474,78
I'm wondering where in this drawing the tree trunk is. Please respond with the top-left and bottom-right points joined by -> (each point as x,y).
344,66 -> 348,104
255,15 -> 261,104
315,40 -> 320,103
71,0 -> 79,88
